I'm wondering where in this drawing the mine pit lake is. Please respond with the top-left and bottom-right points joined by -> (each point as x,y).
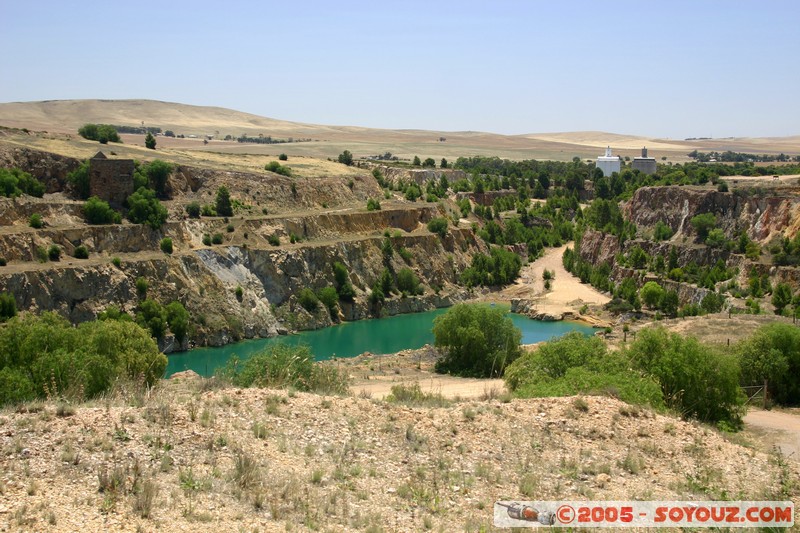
165,307 -> 596,377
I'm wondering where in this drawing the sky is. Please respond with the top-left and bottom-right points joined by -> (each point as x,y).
1,1 -> 798,138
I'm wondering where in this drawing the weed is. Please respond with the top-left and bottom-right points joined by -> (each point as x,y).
386,382 -> 451,408
572,396 -> 589,412
252,421 -> 269,439
133,479 -> 159,518
621,450 -> 645,475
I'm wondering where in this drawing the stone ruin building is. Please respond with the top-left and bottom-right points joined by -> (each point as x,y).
89,151 -> 134,207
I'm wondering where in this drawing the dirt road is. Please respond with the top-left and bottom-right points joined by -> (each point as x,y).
745,408 -> 800,459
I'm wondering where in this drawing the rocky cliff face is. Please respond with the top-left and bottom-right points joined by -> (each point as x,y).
363,164 -> 466,187
624,185 -> 800,243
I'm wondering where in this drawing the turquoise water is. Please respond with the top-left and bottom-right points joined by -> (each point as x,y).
165,307 -> 596,377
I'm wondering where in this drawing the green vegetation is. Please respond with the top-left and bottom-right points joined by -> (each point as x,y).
212,233 -> 224,245
83,196 -> 121,224
333,262 -> 355,302
215,186 -> 233,217
218,344 -> 348,394
29,213 -> 43,229
73,245 -> 89,259
144,159 -> 172,197
298,288 -> 320,312
653,220 -> 673,241
0,312 -> 166,405
738,323 -> 800,406
135,277 -> 148,298
625,327 -> 743,426
639,281 -> 665,309
267,234 -> 280,246
316,286 -> 339,318
461,248 -> 521,287
265,161 -> 292,176
144,132 -> 156,150
366,198 -> 381,211
433,304 -> 521,378
48,245 -> 61,261
67,161 -> 91,199
0,293 -> 16,322
426,217 -> 448,238
127,187 -> 168,229
185,201 -> 201,218
505,332 -> 664,408
278,153 -> 288,161
337,150 -> 353,166
0,167 -> 45,198
690,213 -> 716,240
78,124 -> 121,144
160,237 -> 173,254
396,267 -> 422,295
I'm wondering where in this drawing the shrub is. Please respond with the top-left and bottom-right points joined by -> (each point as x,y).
298,288 -> 320,312
136,299 -> 168,340
135,277 -> 148,298
316,286 -> 339,317
705,228 -> 727,248
67,161 -> 91,199
144,160 -> 172,197
0,167 -> 45,198
460,248 -> 522,287
218,344 -> 349,394
366,198 -> 381,211
278,153 -> 288,161
84,196 -> 121,224
690,213 -> 716,240
185,202 -> 201,218
160,238 -> 173,254
625,326 -> 744,426
235,286 -> 244,300
771,282 -> 793,315
48,245 -> 61,261
738,323 -> 800,405
29,213 -> 43,229
268,234 -> 280,246
201,204 -> 217,217
211,233 -> 224,245
337,150 -> 353,166
653,221 -> 673,241
396,267 -> 422,295
639,281 -> 665,309
165,301 -> 190,344
333,262 -> 355,302
78,123 -> 120,143
127,187 -> 168,229
202,234 -> 212,246
111,257 -> 121,268
433,304 -> 522,378
427,217 -> 448,238
73,245 -> 89,259
717,181 -> 729,192
265,161 -> 292,177
0,292 -> 17,322
215,186 -> 233,217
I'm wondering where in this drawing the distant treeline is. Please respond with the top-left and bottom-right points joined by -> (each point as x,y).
236,135 -> 312,144
688,150 -> 800,163
113,125 -> 162,135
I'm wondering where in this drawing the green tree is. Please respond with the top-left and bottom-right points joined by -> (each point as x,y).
412,156 -> 421,166
426,217 -> 448,238
145,132 -> 156,150
136,299 -> 168,340
127,187 -> 168,229
433,304 -> 522,378
316,287 -> 339,317
640,281 -> 665,309
298,288 -> 320,312
333,261 -> 355,301
67,160 -> 91,199
160,237 -> 173,254
738,323 -> 800,405
705,228 -> 726,248
97,125 -> 120,144
145,159 -> 172,197
0,293 -> 16,322
337,150 -> 353,166
422,157 -> 436,168
440,158 -> 448,168
653,221 -> 673,241
29,213 -> 43,229
215,186 -> 233,217
690,213 -> 716,240
165,301 -> 190,344
660,290 -> 679,317
84,196 -> 121,224
625,327 -> 744,426
396,268 -> 422,295
771,283 -> 793,314
185,201 -> 201,218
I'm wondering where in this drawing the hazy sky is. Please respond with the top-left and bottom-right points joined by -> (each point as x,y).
1,1 -> 798,138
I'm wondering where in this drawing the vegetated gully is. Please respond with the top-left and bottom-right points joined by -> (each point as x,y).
165,307 -> 596,377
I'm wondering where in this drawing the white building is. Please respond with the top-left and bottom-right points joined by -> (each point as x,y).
596,146 -> 621,177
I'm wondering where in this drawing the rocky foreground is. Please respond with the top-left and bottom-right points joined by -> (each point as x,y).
0,376 -> 797,532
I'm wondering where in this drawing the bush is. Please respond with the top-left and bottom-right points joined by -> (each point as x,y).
771,282 -> 793,314
265,161 -> 292,177
111,257 -> 121,268
165,301 -> 190,344
460,247 -> 522,287
127,187 -> 168,229
507,343 -> 665,409
298,288 -> 320,312
639,281 -> 665,309
160,237 -> 173,254
215,186 -> 233,217
366,198 -> 381,211
337,150 -> 353,166
690,213 -> 716,240
738,323 -> 800,405
73,245 -> 89,259
29,213 -> 43,229
136,299 -> 168,339
0,168 -> 45,198
653,220 -> 673,241
268,234 -> 280,246
212,233 -> 224,245
84,196 -> 121,224
427,217 -> 448,238
218,344 -> 349,394
316,287 -> 339,317
0,312 -> 165,405
333,262 -> 355,302
144,160 -> 172,197
279,153 -> 288,161
201,204 -> 217,217
396,267 -> 422,295
185,201 -> 201,218
0,257 -> 5,266
0,292 -> 17,322
136,277 -> 148,298
67,161 -> 91,199
625,327 -> 744,426
433,304 -> 522,378
48,245 -> 61,261
78,123 -> 120,143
